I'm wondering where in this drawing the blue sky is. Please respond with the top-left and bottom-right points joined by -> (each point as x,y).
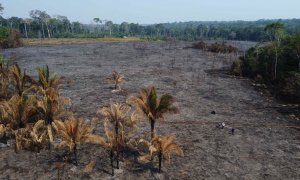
1,0 -> 300,24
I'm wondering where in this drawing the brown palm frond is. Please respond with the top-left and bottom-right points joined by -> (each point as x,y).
98,102 -> 138,146
107,70 -> 124,90
15,120 -> 48,153
84,160 -> 96,173
0,94 -> 37,129
9,64 -> 34,96
0,123 -> 12,138
0,56 -> 13,100
33,88 -> 71,142
52,117 -> 95,151
138,135 -> 183,172
99,102 -> 131,124
36,65 -> 61,90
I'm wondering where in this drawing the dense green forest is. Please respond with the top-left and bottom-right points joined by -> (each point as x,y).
231,23 -> 300,102
1,3 -> 300,41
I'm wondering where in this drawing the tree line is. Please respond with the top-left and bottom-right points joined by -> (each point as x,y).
1,4 -> 300,41
231,22 -> 300,102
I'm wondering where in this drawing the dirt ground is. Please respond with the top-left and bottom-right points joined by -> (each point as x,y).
1,41 -> 300,180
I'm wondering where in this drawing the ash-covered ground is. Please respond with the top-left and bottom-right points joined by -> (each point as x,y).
1,41 -> 299,180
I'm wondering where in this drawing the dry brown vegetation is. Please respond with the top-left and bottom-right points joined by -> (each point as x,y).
107,70 -> 124,90
0,54 -> 183,177
23,37 -> 141,46
191,40 -> 239,54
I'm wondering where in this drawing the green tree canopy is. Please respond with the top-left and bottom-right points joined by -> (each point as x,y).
0,3 -> 4,15
264,22 -> 285,42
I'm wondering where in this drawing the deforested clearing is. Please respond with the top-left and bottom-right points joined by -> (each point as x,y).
1,41 -> 299,179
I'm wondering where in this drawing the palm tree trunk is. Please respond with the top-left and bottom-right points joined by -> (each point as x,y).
158,152 -> 162,173
150,119 -> 155,139
116,151 -> 119,169
115,121 -> 119,169
73,144 -> 78,166
57,167 -> 61,180
110,149 -> 114,176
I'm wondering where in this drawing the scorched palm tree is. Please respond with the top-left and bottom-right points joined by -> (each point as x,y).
128,86 -> 178,139
139,135 -> 184,173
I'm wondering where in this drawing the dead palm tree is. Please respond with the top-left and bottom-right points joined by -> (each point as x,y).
9,64 -> 34,96
34,88 -> 71,148
88,120 -> 120,176
139,135 -> 184,173
0,123 -> 13,144
15,120 -> 48,153
127,86 -> 178,139
98,102 -> 138,168
107,70 -> 124,90
52,117 -> 97,165
0,57 -> 11,100
0,71 -> 9,100
36,65 -> 61,91
29,65 -> 69,147
0,94 -> 36,129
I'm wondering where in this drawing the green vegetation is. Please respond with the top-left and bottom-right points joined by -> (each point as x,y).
0,27 -> 22,48
1,2 -> 300,42
231,23 -> 300,103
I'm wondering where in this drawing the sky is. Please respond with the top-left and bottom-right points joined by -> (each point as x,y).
1,0 -> 300,24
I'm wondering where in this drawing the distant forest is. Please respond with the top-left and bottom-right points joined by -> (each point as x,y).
1,8 -> 300,41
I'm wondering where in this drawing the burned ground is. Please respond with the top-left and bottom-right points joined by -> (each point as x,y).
1,41 -> 299,179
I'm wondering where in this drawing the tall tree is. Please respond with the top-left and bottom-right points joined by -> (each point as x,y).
22,18 -> 32,39
30,10 -> 52,38
120,22 -> 129,34
0,3 -> 4,15
291,33 -> 300,70
264,22 -> 285,80
93,18 -> 102,33
105,21 -> 113,35
40,11 -> 51,38
30,10 -> 46,38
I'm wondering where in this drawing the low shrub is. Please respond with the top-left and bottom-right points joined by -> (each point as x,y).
191,40 -> 238,53
191,40 -> 206,50
0,27 -> 23,49
207,42 -> 238,53
277,71 -> 300,102
231,59 -> 242,76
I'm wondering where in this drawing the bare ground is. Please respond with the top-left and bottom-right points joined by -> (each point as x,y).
1,41 -> 300,180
